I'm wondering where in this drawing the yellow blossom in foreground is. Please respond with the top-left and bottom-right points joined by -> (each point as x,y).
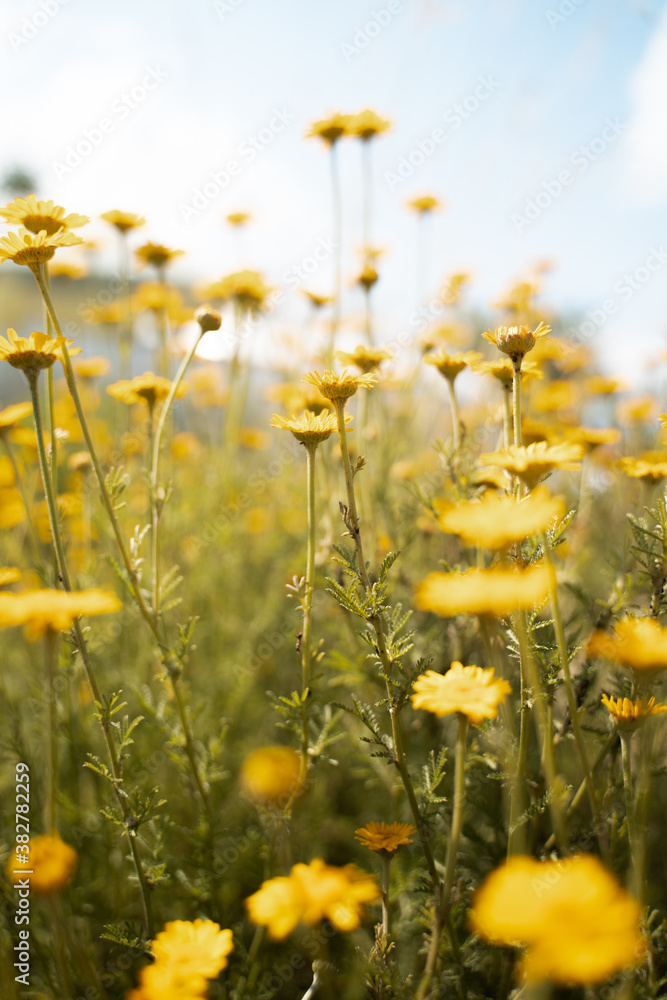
407,193 -> 442,213
303,369 -> 377,402
270,410 -> 347,447
107,372 -> 187,407
480,441 -> 584,490
0,567 -> 21,586
337,345 -> 393,373
618,456 -> 667,482
135,242 -> 184,270
73,356 -> 111,379
100,209 -> 146,233
0,588 -> 121,640
0,401 -> 32,429
482,322 -> 551,363
472,358 -> 543,388
305,113 -> 353,144
470,854 -> 644,985
0,329 -> 81,372
354,821 -> 416,853
435,487 -> 565,549
0,227 -> 84,267
151,919 -> 234,979
416,565 -> 550,618
0,195 -> 89,234
127,961 -> 207,1000
7,834 -> 77,893
424,350 -> 482,383
347,109 -> 391,139
412,662 -> 511,725
240,745 -> 302,803
601,694 -> 667,731
246,859 -> 379,939
588,617 -> 667,673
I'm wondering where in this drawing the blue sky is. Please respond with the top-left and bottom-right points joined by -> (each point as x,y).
1,0 -> 667,379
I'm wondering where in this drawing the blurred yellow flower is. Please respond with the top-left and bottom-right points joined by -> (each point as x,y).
0,329 -> 80,373
270,410 -> 345,447
0,195 -> 89,235
246,858 -> 379,939
472,358 -> 543,388
240,745 -> 302,803
618,456 -> 667,482
585,375 -> 627,395
151,919 -> 234,979
601,693 -> 667,731
470,854 -> 644,985
480,441 -> 584,491
588,617 -> 667,673
302,289 -> 333,309
424,349 -> 482,383
0,588 -> 121,640
337,345 -> 393,373
559,426 -> 621,452
107,372 -> 187,408
205,269 -> 272,311
406,194 -> 442,213
530,379 -> 577,415
0,401 -> 32,429
0,566 -> 21,586
416,565 -> 549,618
354,821 -> 416,853
439,271 -> 470,305
412,662 -> 511,724
7,834 -> 77,893
0,488 -> 25,528
303,369 -> 377,402
347,109 -> 391,140
268,381 -> 332,414
305,113 -> 353,145
482,322 -> 551,364
616,396 -> 656,426
49,258 -> 88,280
435,487 -> 565,549
226,210 -> 251,226
0,227 -> 84,267
355,260 -> 379,290
135,242 -> 184,270
73,356 -> 111,379
100,209 -> 146,233
127,961 -> 207,1000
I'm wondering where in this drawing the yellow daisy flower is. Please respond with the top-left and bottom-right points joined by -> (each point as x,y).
585,375 -> 627,395
135,242 -> 184,270
302,369 -> 377,402
470,854 -> 644,985
305,113 -> 354,145
0,588 -> 121,641
151,919 -> 234,979
49,258 -> 88,280
0,566 -> 21,587
7,834 -> 77,893
0,228 -> 84,268
100,209 -> 146,233
416,565 -> 550,618
346,109 -> 391,140
424,349 -> 483,383
204,269 -> 272,311
270,410 -> 346,447
412,662 -> 511,725
107,372 -> 187,408
194,304 -> 222,333
0,329 -> 81,373
616,396 -> 656,426
127,961 -> 207,1000
588,617 -> 667,674
302,289 -> 333,309
0,195 -> 89,235
240,746 -> 302,803
601,693 -> 667,731
0,401 -> 32,429
618,456 -> 667,482
435,487 -> 565,549
72,356 -> 111,379
354,821 -> 416,853
406,194 -> 443,213
472,358 -> 543,388
336,345 -> 393,374
479,442 -> 584,491
482,321 -> 551,364
226,211 -> 251,226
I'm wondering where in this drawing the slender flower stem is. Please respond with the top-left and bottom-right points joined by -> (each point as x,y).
620,732 -> 638,887
541,531 -> 606,857
446,378 -> 462,456
329,141 -> 342,364
45,629 -> 58,834
512,363 -> 522,448
119,232 -> 133,381
380,853 -> 391,936
302,444 -> 317,691
502,386 -> 512,451
46,365 -> 58,502
417,715 -> 469,1000
26,368 -> 154,937
507,626 -> 529,857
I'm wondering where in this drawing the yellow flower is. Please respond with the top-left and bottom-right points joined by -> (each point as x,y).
240,745 -> 302,803
194,304 -> 222,333
73,356 -> 111,379
305,113 -> 353,145
0,329 -> 80,373
226,210 -> 251,226
588,618 -> 667,673
440,272 -> 470,305
618,456 -> 667,482
68,451 -> 93,473
354,821 -> 416,853
472,358 -> 543,388
469,854 -> 644,985
0,588 -> 121,640
0,401 -> 32,429
356,260 -> 379,290
530,379 -> 577,415
246,859 -> 379,939
127,961 -> 207,1000
204,269 -> 272,311
406,194 -> 442,213
135,242 -> 184,270
412,662 -> 511,725
0,228 -> 84,268
268,381 -> 332,414
49,258 -> 88,280
336,345 -> 393,374
302,289 -> 333,309
270,410 -> 345,447
435,487 -> 565,549
424,350 -> 483,383
303,369 -> 377,402
479,442 -> 584,491
616,396 -> 656,426
151,919 -> 234,979
0,488 -> 25,528
559,426 -> 621,451
7,834 -> 77,893
100,209 -> 146,233
585,375 -> 627,395
347,110 -> 391,140
416,565 -> 550,618
601,693 -> 667,731
0,195 -> 89,235
0,566 -> 21,586
107,372 -> 187,407
482,322 -> 551,364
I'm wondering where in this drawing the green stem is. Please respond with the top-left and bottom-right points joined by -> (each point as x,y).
507,630 -> 529,857
380,853 -> 391,936
329,141 -> 342,365
620,732 -> 638,888
46,365 -> 58,504
502,385 -> 512,451
445,378 -> 461,455
119,232 -> 133,381
45,629 -> 58,834
541,532 -> 606,857
544,730 -> 617,851
512,363 -> 522,448
416,715 -> 469,1000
